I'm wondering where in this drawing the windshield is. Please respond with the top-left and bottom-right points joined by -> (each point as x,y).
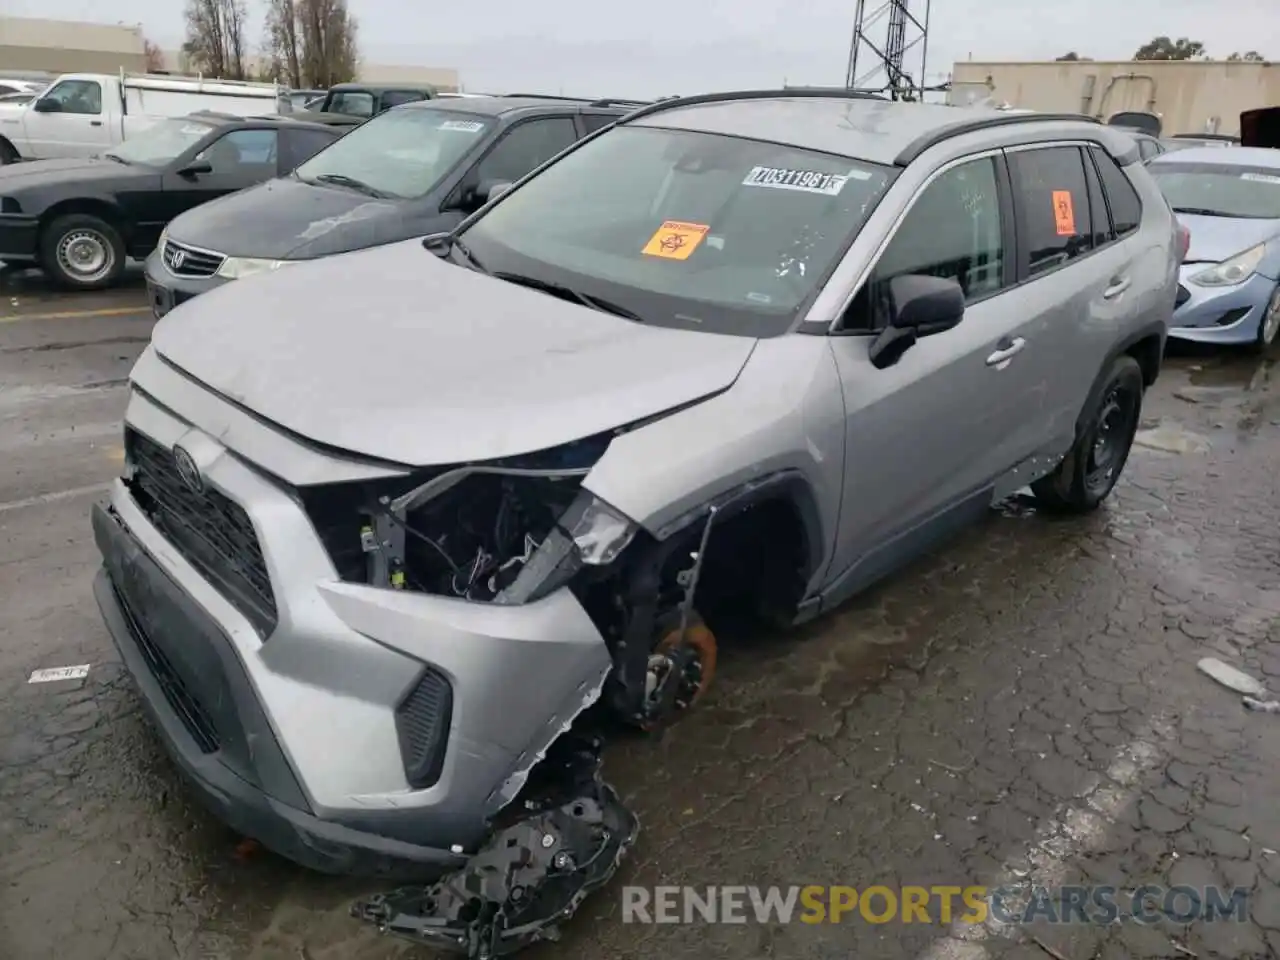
107,118 -> 215,165
294,107 -> 493,199
458,125 -> 895,336
1151,162 -> 1280,218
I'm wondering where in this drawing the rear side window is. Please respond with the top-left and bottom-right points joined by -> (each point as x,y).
1082,149 -> 1113,247
382,90 -> 429,108
1091,147 -> 1142,237
1010,146 -> 1093,276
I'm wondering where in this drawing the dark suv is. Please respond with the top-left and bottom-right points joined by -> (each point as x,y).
145,95 -> 647,316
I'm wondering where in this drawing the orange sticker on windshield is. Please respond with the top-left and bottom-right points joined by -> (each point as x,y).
1052,190 -> 1076,236
642,221 -> 710,260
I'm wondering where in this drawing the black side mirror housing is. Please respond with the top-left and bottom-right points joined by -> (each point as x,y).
867,274 -> 965,369
32,97 -> 60,113
177,158 -> 214,178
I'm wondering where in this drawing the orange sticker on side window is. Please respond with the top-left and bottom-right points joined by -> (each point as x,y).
1052,190 -> 1076,236
641,221 -> 710,260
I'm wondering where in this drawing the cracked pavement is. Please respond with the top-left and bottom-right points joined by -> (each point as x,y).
1,285 -> 1279,959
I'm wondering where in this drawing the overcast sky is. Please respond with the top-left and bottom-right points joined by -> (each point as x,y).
10,0 -> 1275,98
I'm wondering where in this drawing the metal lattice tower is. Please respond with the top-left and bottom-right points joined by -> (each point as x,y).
845,0 -> 932,100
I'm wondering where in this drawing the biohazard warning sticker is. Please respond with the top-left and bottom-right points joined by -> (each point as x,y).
1051,190 -> 1076,236
742,166 -> 850,195
642,221 -> 710,260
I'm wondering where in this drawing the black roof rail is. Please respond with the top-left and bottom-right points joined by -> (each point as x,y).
892,111 -> 1103,166
503,93 -> 591,102
587,97 -> 652,108
615,87 -> 888,125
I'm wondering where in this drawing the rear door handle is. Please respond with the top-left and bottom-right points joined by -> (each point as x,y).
1103,276 -> 1131,299
986,336 -> 1026,369
90,120 -> 102,126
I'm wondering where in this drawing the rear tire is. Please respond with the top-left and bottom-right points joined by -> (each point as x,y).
40,213 -> 126,291
1032,354 -> 1144,514
1249,283 -> 1280,355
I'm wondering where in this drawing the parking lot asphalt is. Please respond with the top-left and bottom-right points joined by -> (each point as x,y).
2,281 -> 1280,960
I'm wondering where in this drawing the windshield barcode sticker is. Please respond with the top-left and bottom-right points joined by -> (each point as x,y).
743,166 -> 848,195
439,119 -> 484,132
1240,172 -> 1280,184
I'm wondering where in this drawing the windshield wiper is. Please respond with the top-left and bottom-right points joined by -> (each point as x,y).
310,173 -> 388,198
1171,206 -> 1229,217
103,153 -> 130,165
423,233 -> 489,274
493,272 -> 645,322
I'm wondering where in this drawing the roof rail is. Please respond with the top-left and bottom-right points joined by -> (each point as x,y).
892,111 -> 1103,166
615,87 -> 888,125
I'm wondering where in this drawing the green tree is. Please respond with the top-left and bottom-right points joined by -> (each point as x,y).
1133,36 -> 1206,61
1227,51 -> 1266,62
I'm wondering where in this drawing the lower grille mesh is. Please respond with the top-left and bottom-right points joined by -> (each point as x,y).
394,669 -> 453,788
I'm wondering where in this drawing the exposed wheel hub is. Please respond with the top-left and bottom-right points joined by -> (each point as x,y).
642,616 -> 717,727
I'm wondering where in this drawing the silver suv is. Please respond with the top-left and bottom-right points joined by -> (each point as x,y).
92,89 -> 1177,877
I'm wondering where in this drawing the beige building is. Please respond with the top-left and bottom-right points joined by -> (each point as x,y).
1,15 -> 458,92
950,59 -> 1280,137
0,16 -> 147,74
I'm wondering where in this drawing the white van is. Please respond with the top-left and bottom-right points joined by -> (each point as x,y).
0,70 -> 289,163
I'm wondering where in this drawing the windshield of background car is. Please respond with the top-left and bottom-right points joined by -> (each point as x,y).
1150,162 -> 1280,218
458,125 -> 895,336
293,108 -> 493,199
108,118 -> 216,165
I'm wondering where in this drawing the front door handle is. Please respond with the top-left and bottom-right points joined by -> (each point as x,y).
90,120 -> 102,126
985,336 -> 1026,369
1103,276 -> 1131,299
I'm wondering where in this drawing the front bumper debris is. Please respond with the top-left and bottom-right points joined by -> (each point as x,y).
352,735 -> 639,958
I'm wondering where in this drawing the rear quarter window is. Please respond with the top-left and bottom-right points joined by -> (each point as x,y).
1090,147 -> 1142,237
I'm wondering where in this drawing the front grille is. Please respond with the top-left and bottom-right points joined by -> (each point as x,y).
126,429 -> 278,636
394,668 -> 453,788
113,584 -> 220,753
1175,284 -> 1191,307
161,238 -> 224,278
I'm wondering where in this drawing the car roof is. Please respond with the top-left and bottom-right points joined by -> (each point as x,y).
328,82 -> 437,94
399,95 -> 639,118
619,90 -> 1109,166
183,111 -> 341,133
1150,145 -> 1280,167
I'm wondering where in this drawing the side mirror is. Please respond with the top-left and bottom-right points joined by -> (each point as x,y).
867,274 -> 965,369
32,97 -> 61,113
177,158 -> 214,178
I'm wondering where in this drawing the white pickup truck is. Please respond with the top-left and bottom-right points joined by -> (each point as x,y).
0,70 -> 290,164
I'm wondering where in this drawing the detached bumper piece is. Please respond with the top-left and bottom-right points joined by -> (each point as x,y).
352,737 -> 639,959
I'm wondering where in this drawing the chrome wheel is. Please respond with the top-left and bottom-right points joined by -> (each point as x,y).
56,228 -> 115,284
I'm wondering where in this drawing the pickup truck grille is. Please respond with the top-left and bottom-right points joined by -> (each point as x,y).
125,429 -> 278,636
161,239 -> 224,279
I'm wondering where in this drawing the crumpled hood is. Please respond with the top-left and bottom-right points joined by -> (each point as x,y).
150,239 -> 758,466
1177,213 -> 1280,265
167,176 -> 411,259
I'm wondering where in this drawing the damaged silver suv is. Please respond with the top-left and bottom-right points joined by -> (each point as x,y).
92,89 -> 1177,879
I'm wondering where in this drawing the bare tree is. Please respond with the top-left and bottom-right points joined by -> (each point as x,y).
182,0 -> 249,80
263,0 -> 303,87
143,37 -> 166,73
262,0 -> 359,88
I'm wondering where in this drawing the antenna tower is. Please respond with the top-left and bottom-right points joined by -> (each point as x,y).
845,0 -> 933,100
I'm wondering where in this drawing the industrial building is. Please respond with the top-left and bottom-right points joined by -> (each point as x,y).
950,59 -> 1280,137
0,15 -> 459,92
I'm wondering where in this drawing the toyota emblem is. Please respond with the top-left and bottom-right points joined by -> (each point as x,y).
172,445 -> 203,494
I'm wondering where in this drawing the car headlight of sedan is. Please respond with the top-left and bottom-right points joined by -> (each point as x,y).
494,490 -> 638,605
1188,243 -> 1266,287
216,256 -> 295,280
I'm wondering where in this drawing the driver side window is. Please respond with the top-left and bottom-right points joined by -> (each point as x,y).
847,156 -> 1006,331
196,129 -> 279,173
43,80 -> 102,115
